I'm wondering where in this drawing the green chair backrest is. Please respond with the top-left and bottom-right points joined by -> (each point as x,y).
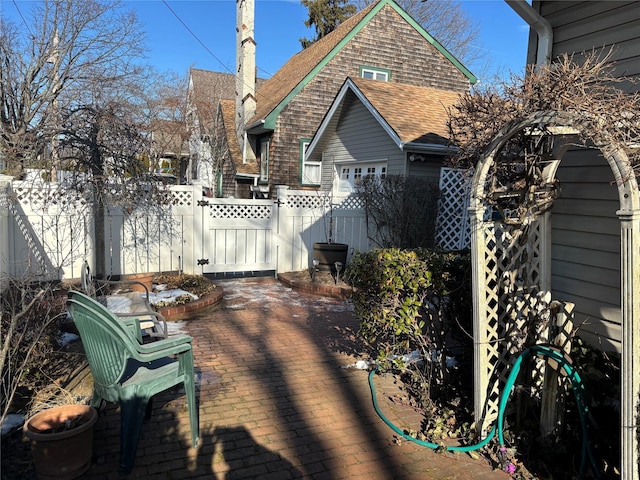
67,291 -> 139,390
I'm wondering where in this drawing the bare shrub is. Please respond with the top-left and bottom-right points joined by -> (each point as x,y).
356,174 -> 440,248
448,50 -> 640,224
0,276 -> 67,424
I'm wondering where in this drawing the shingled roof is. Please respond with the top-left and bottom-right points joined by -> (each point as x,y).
219,99 -> 258,176
189,68 -> 266,133
352,77 -> 459,144
150,119 -> 190,158
305,76 -> 461,160
248,0 -> 475,131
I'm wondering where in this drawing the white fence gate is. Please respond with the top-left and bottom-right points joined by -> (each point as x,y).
198,197 -> 277,274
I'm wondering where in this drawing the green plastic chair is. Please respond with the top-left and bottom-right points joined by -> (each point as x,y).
66,291 -> 199,474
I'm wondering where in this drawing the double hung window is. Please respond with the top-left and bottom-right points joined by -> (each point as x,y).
300,139 -> 321,185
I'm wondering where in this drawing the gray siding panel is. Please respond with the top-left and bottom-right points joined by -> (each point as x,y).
320,100 -> 405,189
531,1 -> 640,85
551,148 -> 621,348
552,244 -> 619,269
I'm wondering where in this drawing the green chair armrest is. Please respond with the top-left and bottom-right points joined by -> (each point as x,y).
134,334 -> 193,361
111,307 -> 167,340
119,317 -> 143,343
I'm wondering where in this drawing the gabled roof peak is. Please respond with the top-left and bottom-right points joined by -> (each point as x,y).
249,0 -> 475,130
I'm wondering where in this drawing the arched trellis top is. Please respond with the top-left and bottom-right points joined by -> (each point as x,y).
468,110 -> 640,215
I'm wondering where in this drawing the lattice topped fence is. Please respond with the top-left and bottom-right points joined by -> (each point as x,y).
4,172 -> 471,280
283,191 -> 365,211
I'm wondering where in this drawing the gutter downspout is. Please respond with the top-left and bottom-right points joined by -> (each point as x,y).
505,0 -> 553,68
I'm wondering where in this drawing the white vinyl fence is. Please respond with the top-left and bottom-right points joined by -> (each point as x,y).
1,171 -> 470,282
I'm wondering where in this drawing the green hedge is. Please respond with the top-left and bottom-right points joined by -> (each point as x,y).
346,248 -> 472,398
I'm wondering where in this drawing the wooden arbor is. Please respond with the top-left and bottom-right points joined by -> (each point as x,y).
469,111 -> 640,480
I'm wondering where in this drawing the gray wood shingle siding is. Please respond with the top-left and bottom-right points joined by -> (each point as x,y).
532,1 -> 640,82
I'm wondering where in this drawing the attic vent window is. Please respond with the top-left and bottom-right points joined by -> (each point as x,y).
360,66 -> 390,82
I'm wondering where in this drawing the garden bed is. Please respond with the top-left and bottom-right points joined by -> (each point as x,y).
150,273 -> 223,320
277,270 -> 352,299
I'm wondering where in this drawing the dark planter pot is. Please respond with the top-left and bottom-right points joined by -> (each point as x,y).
23,404 -> 98,480
312,242 -> 348,272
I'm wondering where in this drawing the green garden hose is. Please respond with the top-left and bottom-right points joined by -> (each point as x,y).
368,344 -> 600,477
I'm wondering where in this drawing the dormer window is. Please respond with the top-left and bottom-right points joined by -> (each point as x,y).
359,66 -> 390,81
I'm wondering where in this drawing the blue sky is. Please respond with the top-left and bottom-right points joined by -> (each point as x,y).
3,0 -> 531,85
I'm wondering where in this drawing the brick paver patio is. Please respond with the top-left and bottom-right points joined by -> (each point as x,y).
84,277 -> 509,480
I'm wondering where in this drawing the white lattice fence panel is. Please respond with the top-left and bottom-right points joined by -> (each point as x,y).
436,168 -> 471,250
285,192 -> 329,210
208,203 -> 273,220
8,182 -> 91,279
170,189 -> 194,209
277,189 -> 370,273
112,185 -> 199,276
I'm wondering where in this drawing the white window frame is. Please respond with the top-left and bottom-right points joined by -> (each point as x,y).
360,66 -> 390,82
300,139 -> 321,185
259,137 -> 269,183
335,160 -> 387,193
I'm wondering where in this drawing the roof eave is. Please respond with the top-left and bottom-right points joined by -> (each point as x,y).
235,172 -> 260,179
401,142 -> 458,155
246,119 -> 269,135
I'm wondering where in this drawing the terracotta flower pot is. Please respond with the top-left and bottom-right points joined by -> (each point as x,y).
126,272 -> 154,293
23,404 -> 98,479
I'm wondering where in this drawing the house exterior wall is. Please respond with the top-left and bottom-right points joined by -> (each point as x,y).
532,0 -> 640,350
551,149 -> 622,349
220,153 -> 236,197
319,99 -> 406,190
531,1 -> 640,83
405,155 -> 444,180
267,4 -> 470,194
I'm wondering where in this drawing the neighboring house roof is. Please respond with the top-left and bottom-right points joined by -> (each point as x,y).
150,119 -> 189,158
219,99 -> 258,177
248,0 -> 475,132
189,68 -> 266,133
306,76 -> 461,160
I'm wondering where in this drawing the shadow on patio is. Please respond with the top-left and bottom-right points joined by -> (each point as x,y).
81,277 -> 507,479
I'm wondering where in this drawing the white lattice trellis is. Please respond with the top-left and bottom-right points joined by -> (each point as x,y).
477,219 -> 575,432
208,203 -> 273,219
436,168 -> 471,250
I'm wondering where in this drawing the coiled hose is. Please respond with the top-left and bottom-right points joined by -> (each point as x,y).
368,344 -> 600,477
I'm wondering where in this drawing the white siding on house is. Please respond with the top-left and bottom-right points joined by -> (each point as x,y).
320,99 -> 405,190
551,148 -> 622,350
